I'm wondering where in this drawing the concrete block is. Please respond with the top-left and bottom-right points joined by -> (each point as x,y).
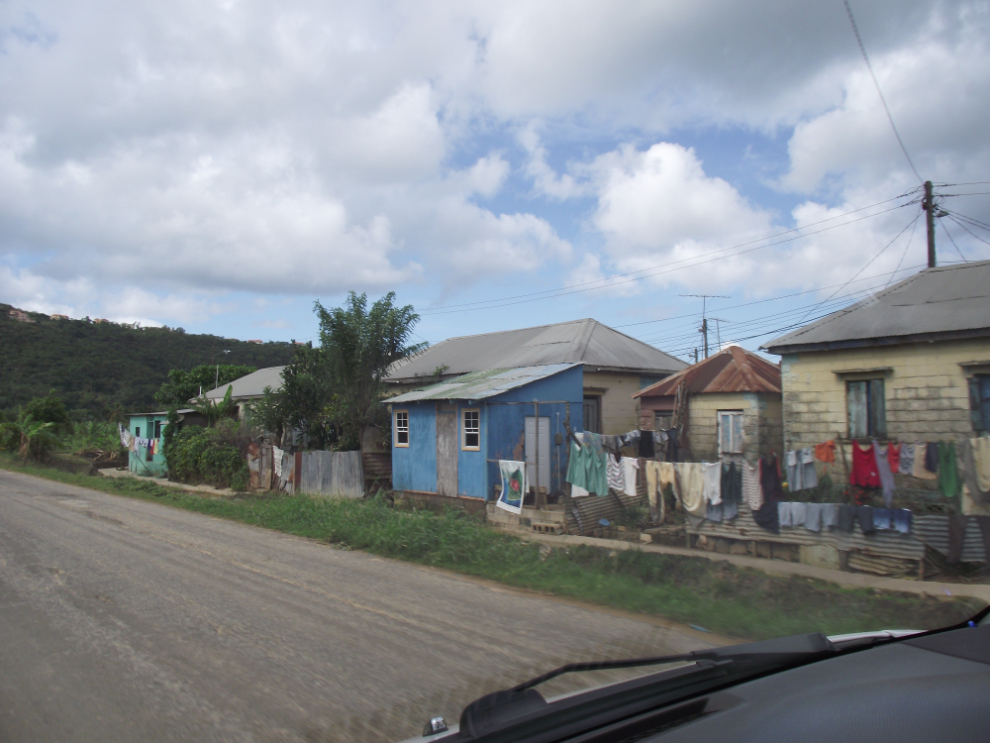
800,544 -> 842,571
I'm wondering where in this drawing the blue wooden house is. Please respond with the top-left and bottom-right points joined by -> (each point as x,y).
386,364 -> 584,502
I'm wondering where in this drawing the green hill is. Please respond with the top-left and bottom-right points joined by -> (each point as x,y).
1,304 -> 296,419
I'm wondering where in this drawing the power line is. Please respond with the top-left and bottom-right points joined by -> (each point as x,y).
418,200 -> 913,316
843,0 -> 922,182
937,219 -> 968,262
946,210 -> 990,233
886,216 -> 920,288
947,215 -> 990,248
798,210 -> 921,321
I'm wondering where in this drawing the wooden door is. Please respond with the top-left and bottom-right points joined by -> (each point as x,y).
436,403 -> 459,497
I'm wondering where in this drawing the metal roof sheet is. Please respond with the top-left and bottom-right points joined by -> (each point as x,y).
386,363 -> 579,403
201,366 -> 285,401
634,346 -> 781,398
765,261 -> 990,353
386,319 -> 686,383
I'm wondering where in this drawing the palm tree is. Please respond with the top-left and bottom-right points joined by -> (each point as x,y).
0,412 -> 60,462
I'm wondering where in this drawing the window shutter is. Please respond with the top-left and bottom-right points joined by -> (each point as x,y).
971,376 -> 986,432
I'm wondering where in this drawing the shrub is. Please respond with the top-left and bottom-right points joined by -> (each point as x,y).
162,422 -> 250,489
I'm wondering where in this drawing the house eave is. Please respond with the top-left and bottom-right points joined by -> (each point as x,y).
763,327 -> 990,356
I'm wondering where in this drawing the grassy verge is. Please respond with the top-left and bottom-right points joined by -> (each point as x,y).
2,454 -> 983,641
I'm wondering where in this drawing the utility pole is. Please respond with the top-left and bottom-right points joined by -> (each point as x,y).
681,294 -> 729,359
923,180 -> 936,268
693,349 -> 699,364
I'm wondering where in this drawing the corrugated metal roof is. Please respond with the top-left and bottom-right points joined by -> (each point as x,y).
386,319 -> 686,383
201,366 -> 285,401
386,363 -> 579,403
634,346 -> 781,399
765,261 -> 990,353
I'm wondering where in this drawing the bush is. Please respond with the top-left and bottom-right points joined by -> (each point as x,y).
162,423 -> 250,489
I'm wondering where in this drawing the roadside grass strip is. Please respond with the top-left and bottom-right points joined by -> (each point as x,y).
2,455 -> 981,641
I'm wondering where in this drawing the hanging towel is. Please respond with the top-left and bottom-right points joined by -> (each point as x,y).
675,463 -> 706,518
850,442 -> 880,488
972,437 -> 990,493
912,442 -> 937,480
790,502 -> 807,527
620,430 -> 640,448
742,459 -> 763,511
800,448 -> 818,490
566,441 -> 590,491
585,443 -> 609,497
621,457 -> 639,498
665,429 -> 680,462
887,442 -> 901,473
658,462 -> 678,502
898,442 -> 916,475
960,439 -> 990,504
645,461 -> 665,522
873,507 -> 892,530
874,441 -> 896,508
924,442 -> 939,474
785,450 -> 800,491
720,462 -> 742,521
804,502 -> 824,532
638,430 -> 655,458
892,509 -> 913,534
702,462 -> 722,506
938,441 -> 961,501
706,500 -> 723,522
838,504 -> 857,532
814,440 -> 836,464
857,506 -> 876,535
821,503 -> 840,530
606,454 -> 625,492
778,501 -> 793,528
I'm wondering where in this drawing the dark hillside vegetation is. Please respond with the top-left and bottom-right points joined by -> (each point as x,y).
0,304 -> 294,419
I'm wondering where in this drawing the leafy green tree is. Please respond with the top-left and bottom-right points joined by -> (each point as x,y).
24,394 -> 74,437
153,364 -> 257,409
103,402 -> 127,426
0,411 -> 60,462
315,292 -> 424,449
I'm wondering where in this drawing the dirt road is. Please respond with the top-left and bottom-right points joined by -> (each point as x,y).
0,470 -> 715,742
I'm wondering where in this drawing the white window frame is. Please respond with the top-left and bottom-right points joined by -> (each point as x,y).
461,409 -> 480,451
394,410 -> 409,448
717,410 -> 744,455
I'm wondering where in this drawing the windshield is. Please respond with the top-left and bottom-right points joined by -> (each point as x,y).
1,2 -> 988,743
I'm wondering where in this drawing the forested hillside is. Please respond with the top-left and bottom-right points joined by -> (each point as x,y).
1,304 -> 295,419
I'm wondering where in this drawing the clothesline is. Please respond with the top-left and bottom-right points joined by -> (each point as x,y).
118,424 -> 160,455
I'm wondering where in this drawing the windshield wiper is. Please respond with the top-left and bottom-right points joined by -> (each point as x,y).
450,633 -> 837,743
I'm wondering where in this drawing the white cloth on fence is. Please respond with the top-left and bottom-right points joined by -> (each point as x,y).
742,460 -> 763,511
606,454 -> 625,492
273,447 -> 284,479
621,457 -> 639,497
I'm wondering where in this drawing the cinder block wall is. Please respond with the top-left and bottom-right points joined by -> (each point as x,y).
583,370 -> 645,435
779,339 -> 988,452
684,392 -> 783,463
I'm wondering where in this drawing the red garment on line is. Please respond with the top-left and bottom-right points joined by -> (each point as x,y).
815,440 -> 836,463
887,442 -> 901,474
850,441 -> 880,488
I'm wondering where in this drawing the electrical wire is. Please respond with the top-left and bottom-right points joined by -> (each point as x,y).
798,210 -> 921,321
937,219 -> 968,263
946,210 -> 990,233
946,215 -> 990,248
886,216 -> 919,288
418,201 -> 913,316
843,0 -> 922,183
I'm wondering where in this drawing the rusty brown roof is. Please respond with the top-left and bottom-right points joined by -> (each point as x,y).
633,346 -> 781,398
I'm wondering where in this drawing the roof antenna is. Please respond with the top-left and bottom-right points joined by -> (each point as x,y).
680,295 -> 729,358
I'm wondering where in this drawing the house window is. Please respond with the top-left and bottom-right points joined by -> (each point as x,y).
847,379 -> 886,439
134,426 -> 141,438
718,411 -> 744,454
394,411 -> 409,447
970,375 -> 990,432
655,413 -> 673,431
462,409 -> 480,450
154,421 -> 162,438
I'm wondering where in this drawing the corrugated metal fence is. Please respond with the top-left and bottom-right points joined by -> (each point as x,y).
248,445 -> 365,498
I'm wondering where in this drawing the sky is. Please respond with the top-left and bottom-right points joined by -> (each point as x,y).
2,0 -> 989,362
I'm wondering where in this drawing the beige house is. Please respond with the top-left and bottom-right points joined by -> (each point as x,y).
764,261 -> 990,510
385,319 -> 686,435
633,346 -> 783,462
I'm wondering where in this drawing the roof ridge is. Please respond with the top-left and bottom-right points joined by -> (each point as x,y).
588,318 -> 686,367
439,318 -> 590,343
